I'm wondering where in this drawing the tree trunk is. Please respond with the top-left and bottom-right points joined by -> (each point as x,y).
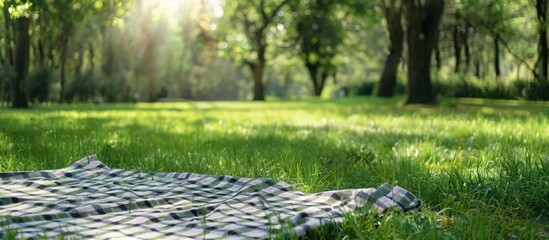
178,67 -> 193,99
2,4 -> 13,106
75,49 -> 84,77
536,0 -> 548,81
475,58 -> 481,78
317,72 -> 328,96
282,72 -> 292,98
12,17 -> 30,108
435,35 -> 442,71
59,25 -> 70,103
182,56 -> 193,99
0,66 -> 4,104
463,22 -> 471,71
0,82 -> 4,106
493,34 -> 501,78
375,0 -> 403,97
89,43 -> 95,75
307,65 -> 318,96
101,28 -> 114,77
453,13 -> 461,73
3,3 -> 14,66
36,8 -> 47,67
403,0 -> 444,105
145,41 -> 155,102
37,37 -> 45,67
305,63 -> 327,96
249,28 -> 267,101
250,61 -> 265,101
306,63 -> 318,96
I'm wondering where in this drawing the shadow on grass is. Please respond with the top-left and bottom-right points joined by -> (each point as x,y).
1,99 -> 548,238
2,112 -> 548,215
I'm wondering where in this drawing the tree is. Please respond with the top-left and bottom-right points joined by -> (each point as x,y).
403,0 -> 444,104
536,0 -> 548,81
30,0 -> 102,102
1,0 -> 14,105
42,0 -> 80,102
456,0 -> 523,79
2,1 -> 14,67
292,0 -> 345,96
12,16 -> 30,108
221,0 -> 291,101
374,0 -> 403,97
493,33 -> 501,77
6,1 -> 32,108
452,11 -> 462,73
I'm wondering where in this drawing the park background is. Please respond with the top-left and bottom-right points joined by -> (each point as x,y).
1,0 -> 549,239
2,0 -> 549,105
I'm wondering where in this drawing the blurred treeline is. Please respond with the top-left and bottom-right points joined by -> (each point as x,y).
1,0 -> 548,107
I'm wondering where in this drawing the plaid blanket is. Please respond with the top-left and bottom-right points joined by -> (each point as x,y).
0,155 -> 420,239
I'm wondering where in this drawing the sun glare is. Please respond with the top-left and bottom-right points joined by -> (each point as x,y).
152,0 -> 223,18
166,0 -> 180,10
209,0 -> 223,17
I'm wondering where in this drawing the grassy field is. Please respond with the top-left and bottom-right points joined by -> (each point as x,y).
1,97 -> 548,239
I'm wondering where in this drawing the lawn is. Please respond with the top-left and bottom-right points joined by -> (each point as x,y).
0,97 -> 548,239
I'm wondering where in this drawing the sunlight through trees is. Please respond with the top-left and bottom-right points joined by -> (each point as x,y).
0,0 -> 548,107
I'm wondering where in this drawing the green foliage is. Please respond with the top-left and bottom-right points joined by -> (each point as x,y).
287,0 -> 346,95
522,80 -> 549,100
347,81 -> 406,96
64,73 -> 97,103
218,0 -> 290,65
99,72 -> 134,103
5,0 -> 32,18
434,77 -> 515,100
0,55 -> 13,103
433,75 -> 549,101
1,0 -> 549,103
291,0 -> 345,68
456,0 -> 519,35
0,218 -> 20,240
28,67 -> 53,103
1,98 -> 548,238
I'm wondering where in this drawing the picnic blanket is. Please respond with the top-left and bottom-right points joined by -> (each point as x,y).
0,155 -> 420,239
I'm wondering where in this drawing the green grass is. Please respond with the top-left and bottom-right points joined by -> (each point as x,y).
1,97 -> 548,239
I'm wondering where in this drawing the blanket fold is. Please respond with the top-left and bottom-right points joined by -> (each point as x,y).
0,155 -> 420,239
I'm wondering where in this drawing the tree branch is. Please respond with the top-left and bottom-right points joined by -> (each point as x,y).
497,33 -> 541,80
260,0 -> 291,30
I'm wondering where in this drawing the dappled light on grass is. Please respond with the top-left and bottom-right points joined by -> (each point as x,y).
0,97 -> 548,238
